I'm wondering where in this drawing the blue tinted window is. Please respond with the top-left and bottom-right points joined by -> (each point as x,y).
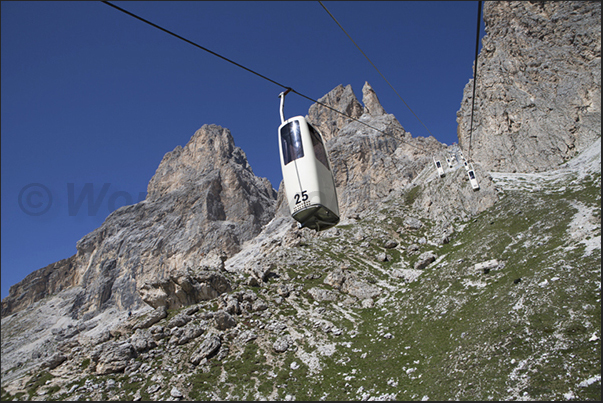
281,120 -> 304,165
308,124 -> 330,170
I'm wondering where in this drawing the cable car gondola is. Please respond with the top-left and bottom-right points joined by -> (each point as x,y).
434,157 -> 445,178
467,163 -> 480,190
278,91 -> 340,231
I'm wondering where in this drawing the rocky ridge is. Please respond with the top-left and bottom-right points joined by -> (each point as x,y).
1,135 -> 599,401
2,124 -> 277,318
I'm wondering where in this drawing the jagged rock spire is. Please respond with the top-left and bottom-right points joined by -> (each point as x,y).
306,84 -> 364,142
362,81 -> 387,116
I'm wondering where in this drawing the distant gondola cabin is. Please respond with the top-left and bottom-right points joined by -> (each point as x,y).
434,159 -> 445,178
468,167 -> 480,190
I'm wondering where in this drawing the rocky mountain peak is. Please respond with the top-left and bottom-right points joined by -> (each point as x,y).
147,124 -> 254,201
361,81 -> 387,116
306,84 -> 364,142
1,123 -> 277,320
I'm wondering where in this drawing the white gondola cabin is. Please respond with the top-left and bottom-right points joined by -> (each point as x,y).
278,92 -> 339,231
467,164 -> 480,190
434,158 -> 445,178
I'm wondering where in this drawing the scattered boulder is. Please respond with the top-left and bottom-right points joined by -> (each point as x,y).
404,217 -> 423,230
134,306 -> 168,330
214,310 -> 236,330
406,244 -> 420,255
361,298 -> 375,308
43,352 -> 67,370
266,320 -> 288,334
474,259 -> 500,273
282,227 -> 303,248
91,341 -> 135,375
167,312 -> 193,328
241,290 -> 258,302
170,387 -> 183,399
342,276 -> 381,300
273,336 -> 290,353
276,284 -> 291,298
324,268 -> 381,300
149,325 -> 169,341
129,329 -> 157,353
307,287 -> 338,301
414,251 -> 437,270
218,294 -> 241,315
183,305 -> 200,316
376,252 -> 391,262
251,300 -> 269,312
175,322 -> 206,345
238,330 -> 258,343
190,335 -> 221,365
324,268 -> 346,290
246,276 -> 261,287
246,262 -> 276,284
304,272 -> 322,280
384,239 -> 399,249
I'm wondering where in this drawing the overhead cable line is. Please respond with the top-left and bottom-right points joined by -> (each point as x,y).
318,1 -> 435,138
101,0 -> 428,149
467,1 -> 483,161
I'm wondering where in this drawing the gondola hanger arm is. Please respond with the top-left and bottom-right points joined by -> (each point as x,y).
278,88 -> 293,124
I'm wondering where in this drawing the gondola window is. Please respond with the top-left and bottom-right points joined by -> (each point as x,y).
280,120 -> 304,165
308,124 -> 330,170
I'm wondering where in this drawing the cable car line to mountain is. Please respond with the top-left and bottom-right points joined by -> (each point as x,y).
467,1 -> 483,162
101,1 -> 289,91
101,0 -> 403,143
102,1 -> 432,154
318,1 -> 435,138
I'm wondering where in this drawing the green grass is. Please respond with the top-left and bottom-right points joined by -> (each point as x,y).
26,371 -> 54,399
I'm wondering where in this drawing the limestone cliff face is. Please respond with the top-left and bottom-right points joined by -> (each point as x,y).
0,256 -> 77,318
457,1 -> 601,173
1,125 -> 277,318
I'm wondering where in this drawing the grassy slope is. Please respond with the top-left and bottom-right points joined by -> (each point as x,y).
2,171 -> 600,401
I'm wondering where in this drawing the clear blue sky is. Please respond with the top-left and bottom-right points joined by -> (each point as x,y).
1,1 -> 485,299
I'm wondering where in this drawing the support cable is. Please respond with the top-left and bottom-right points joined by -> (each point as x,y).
318,1 -> 435,138
101,1 -> 429,151
467,1 -> 483,161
